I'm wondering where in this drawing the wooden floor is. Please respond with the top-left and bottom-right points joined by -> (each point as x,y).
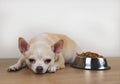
0,57 -> 120,84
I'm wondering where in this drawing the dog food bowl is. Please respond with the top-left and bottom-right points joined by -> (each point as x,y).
71,55 -> 111,70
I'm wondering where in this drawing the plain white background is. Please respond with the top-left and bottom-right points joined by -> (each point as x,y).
0,0 -> 120,58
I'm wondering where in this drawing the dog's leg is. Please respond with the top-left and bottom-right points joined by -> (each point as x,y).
47,63 -> 57,73
55,53 -> 65,70
8,56 -> 25,72
47,53 -> 65,73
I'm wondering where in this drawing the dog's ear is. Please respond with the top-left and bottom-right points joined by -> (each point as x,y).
52,40 -> 64,54
18,37 -> 30,54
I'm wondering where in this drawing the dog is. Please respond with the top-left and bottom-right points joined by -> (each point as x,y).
8,33 -> 81,74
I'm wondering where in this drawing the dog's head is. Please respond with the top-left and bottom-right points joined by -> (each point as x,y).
18,37 -> 63,74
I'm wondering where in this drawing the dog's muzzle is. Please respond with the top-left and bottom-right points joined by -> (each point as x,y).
36,66 -> 43,74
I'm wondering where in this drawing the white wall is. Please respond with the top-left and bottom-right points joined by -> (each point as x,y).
0,0 -> 120,58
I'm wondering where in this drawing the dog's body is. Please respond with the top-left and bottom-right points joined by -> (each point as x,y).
8,33 -> 81,74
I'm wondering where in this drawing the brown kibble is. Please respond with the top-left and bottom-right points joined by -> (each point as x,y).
77,52 -> 104,58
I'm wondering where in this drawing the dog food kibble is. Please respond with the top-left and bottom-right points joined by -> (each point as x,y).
78,52 -> 104,58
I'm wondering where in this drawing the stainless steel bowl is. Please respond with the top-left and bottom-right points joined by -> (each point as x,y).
71,56 -> 111,70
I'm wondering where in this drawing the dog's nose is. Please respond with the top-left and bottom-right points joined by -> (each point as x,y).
36,66 -> 43,73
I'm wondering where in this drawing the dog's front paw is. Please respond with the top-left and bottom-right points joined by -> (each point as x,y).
8,64 -> 21,72
57,64 -> 65,70
48,65 -> 57,73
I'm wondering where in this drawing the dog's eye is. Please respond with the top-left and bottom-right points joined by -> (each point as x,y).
44,59 -> 51,64
29,58 -> 35,63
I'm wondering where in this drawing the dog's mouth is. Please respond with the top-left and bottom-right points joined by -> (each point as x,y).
25,62 -> 48,74
32,66 -> 47,74
29,68 -> 45,74
35,66 -> 44,74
